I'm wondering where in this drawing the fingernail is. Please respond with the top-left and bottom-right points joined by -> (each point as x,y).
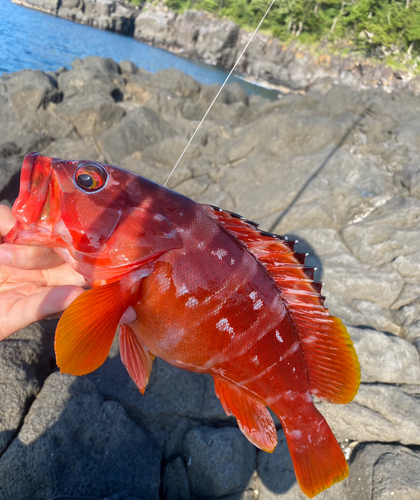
0,247 -> 12,265
120,306 -> 137,324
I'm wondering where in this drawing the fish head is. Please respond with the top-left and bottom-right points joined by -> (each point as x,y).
5,152 -> 183,280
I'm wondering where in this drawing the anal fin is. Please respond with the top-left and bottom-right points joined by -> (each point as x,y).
120,325 -> 154,394
213,377 -> 277,452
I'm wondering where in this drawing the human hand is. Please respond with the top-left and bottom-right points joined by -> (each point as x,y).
0,205 -> 137,341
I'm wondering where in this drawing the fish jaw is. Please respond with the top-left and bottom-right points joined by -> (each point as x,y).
4,152 -> 64,247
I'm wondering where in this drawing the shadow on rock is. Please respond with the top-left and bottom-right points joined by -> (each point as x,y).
0,372 -> 161,500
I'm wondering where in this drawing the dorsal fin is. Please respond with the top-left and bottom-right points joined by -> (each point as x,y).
203,205 -> 360,404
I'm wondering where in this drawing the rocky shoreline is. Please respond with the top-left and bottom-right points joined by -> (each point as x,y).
11,0 -> 420,94
1,56 -> 420,499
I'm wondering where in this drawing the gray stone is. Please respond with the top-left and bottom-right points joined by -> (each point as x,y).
317,384 -> 420,444
183,426 -> 256,497
162,457 -> 191,500
148,69 -> 201,98
341,198 -> 420,266
0,156 -> 23,200
43,138 -> 101,160
134,7 -> 177,46
349,326 -> 420,384
54,93 -> 125,138
348,443 -> 420,500
99,106 -> 173,164
0,372 -> 161,500
57,66 -> 123,99
0,321 -> 56,456
0,142 -> 20,158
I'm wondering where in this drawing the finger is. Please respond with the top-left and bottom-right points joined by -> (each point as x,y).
0,243 -> 64,269
0,205 -> 16,236
120,306 -> 137,324
0,285 -> 85,341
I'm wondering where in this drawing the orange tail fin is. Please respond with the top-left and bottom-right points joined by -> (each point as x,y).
280,405 -> 348,498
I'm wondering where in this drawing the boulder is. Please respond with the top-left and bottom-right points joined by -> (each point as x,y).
348,443 -> 420,500
183,426 -> 256,497
0,372 -> 161,500
99,106 -> 173,164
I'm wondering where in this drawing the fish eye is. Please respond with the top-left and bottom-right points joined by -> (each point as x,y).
74,164 -> 107,192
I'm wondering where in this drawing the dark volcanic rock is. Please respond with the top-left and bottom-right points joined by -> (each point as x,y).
0,372 -> 161,500
0,322 -> 55,458
99,106 -> 173,164
183,426 -> 257,497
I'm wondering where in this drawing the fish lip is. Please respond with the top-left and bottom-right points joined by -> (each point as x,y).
12,152 -> 53,224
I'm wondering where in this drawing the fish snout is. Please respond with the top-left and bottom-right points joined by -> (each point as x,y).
12,152 -> 54,224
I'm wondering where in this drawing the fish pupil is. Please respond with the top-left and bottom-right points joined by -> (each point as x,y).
77,174 -> 94,188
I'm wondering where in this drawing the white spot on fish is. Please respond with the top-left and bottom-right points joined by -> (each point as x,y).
290,430 -> 302,439
279,342 -> 299,362
249,291 -> 263,309
216,318 -> 235,336
231,258 -> 235,265
252,355 -> 259,365
176,284 -> 189,297
197,241 -> 205,249
254,299 -> 263,310
293,367 -> 296,372
157,274 -> 171,293
186,297 -> 199,308
275,330 -> 283,342
211,248 -> 228,260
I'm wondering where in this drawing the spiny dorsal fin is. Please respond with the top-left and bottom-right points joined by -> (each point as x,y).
203,205 -> 360,404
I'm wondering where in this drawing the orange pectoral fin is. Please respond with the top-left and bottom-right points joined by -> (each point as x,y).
119,324 -> 154,394
55,281 -> 132,376
214,377 -> 277,452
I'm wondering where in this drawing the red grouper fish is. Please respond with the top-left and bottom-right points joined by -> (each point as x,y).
5,152 -> 360,498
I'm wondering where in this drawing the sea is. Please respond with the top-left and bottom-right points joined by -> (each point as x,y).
0,0 -> 278,99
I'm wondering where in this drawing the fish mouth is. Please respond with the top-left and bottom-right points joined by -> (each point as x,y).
12,152 -> 53,224
4,152 -> 62,247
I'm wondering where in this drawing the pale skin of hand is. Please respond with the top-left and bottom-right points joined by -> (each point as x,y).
0,205 -> 136,341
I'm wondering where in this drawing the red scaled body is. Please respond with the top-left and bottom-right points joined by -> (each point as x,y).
5,153 -> 360,498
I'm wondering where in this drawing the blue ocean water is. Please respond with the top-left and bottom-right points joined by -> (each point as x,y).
0,0 -> 278,98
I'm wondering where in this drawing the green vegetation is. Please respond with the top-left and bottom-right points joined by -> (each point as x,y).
133,0 -> 420,64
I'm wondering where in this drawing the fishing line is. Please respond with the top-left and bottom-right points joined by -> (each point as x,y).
163,0 -> 277,187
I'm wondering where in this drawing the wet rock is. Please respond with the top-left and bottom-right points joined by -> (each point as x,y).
0,372 -> 161,500
348,443 -> 420,500
183,426 -> 256,497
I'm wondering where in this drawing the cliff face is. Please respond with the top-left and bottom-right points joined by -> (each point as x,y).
12,0 -> 420,93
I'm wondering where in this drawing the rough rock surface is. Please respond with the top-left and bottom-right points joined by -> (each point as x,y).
12,0 -> 420,93
1,56 -> 420,499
